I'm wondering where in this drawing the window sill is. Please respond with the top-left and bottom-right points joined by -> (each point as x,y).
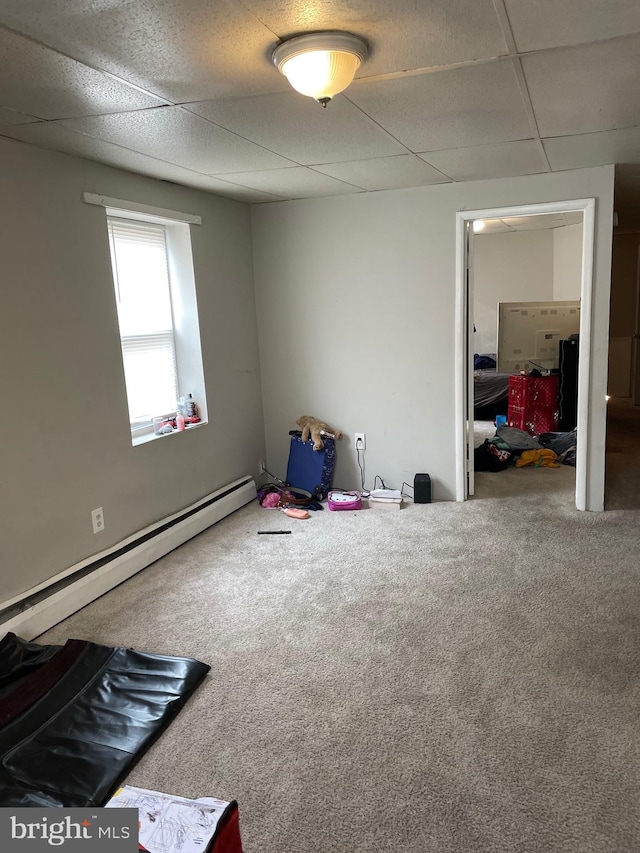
132,421 -> 207,446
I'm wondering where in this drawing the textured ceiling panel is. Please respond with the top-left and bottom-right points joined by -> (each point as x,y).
219,167 -> 363,198
477,212 -> 583,233
347,60 -> 532,152
543,126 -> 640,172
0,27 -> 167,119
1,118 -> 285,203
0,0 -> 284,102
312,154 -> 450,190
56,107 -> 295,174
243,0 -> 507,75
0,105 -> 39,126
523,36 -> 640,137
0,0 -> 638,205
185,90 -> 405,166
0,119 -> 217,182
174,178 -> 284,203
420,140 -> 547,182
504,0 -> 640,52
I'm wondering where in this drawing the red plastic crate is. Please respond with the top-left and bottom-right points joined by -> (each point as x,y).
507,405 -> 559,435
508,374 -> 558,408
507,375 -> 559,435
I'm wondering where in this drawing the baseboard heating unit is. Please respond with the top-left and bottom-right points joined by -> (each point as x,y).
0,476 -> 256,641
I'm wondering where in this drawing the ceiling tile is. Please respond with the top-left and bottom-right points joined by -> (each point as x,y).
219,167 -> 363,199
478,212 -> 583,233
0,27 -> 167,120
420,140 -> 546,181
347,61 -> 532,152
0,105 -> 39,126
507,216 -> 562,230
185,90 -> 405,165
543,125 -> 640,171
175,178 -> 284,203
0,0 -> 285,102
504,0 -> 640,51
0,121 -> 284,203
0,120 -> 215,182
56,107 -> 295,174
312,155 -> 450,191
243,0 -> 507,75
523,36 -> 640,137
477,220 -> 511,233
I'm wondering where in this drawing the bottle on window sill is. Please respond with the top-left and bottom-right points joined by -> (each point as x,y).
176,412 -> 186,431
185,393 -> 198,419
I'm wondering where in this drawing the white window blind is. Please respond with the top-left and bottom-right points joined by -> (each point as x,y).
107,217 -> 178,424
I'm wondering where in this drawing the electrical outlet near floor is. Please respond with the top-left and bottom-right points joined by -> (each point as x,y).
91,507 -> 105,534
354,433 -> 366,450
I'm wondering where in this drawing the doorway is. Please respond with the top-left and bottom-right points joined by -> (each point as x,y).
455,199 -> 596,511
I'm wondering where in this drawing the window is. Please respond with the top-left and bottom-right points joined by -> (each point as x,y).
89,194 -> 206,444
107,217 -> 179,425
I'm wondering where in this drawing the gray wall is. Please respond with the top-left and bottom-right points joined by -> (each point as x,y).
473,229 -> 555,356
473,224 -> 583,356
252,166 -> 614,508
553,223 -> 583,300
0,139 -> 265,604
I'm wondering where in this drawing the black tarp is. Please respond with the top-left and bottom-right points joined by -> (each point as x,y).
0,632 -> 210,807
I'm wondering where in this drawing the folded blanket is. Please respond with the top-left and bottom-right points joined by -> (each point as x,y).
515,449 -> 560,468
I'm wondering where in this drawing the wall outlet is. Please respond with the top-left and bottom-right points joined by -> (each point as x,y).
91,507 -> 105,534
354,433 -> 366,450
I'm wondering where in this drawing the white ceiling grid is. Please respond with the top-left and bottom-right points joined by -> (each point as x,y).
0,0 -> 638,220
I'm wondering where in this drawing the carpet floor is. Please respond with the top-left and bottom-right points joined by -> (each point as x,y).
38,400 -> 640,853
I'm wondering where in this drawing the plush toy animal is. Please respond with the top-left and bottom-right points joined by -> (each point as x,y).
296,415 -> 343,451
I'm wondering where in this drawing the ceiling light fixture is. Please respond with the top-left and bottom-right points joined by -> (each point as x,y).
473,220 -> 486,233
272,31 -> 368,107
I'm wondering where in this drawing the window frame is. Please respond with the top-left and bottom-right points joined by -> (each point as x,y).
84,193 -> 207,445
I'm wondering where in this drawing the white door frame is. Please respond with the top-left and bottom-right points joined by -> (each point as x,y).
455,198 -> 596,510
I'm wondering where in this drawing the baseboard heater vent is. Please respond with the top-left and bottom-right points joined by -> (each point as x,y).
1,476 -> 256,641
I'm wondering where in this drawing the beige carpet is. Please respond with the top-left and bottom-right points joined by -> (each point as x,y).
38,401 -> 640,853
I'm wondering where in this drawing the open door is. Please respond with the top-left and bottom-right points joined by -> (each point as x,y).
456,198 -> 597,510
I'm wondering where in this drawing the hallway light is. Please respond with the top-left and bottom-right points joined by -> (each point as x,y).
473,220 -> 486,233
272,32 -> 369,107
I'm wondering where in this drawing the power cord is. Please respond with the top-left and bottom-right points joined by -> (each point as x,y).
262,465 -> 285,484
401,482 -> 414,498
373,474 -> 389,490
356,444 -> 366,491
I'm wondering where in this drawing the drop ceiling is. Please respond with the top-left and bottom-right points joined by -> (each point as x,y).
0,0 -> 638,222
477,211 -> 584,234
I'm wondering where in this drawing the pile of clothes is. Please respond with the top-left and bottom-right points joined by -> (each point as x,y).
475,426 -> 577,472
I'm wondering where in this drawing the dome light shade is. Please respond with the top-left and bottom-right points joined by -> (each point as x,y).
272,32 -> 368,107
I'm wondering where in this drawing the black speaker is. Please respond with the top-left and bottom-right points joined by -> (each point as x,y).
414,473 -> 432,504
